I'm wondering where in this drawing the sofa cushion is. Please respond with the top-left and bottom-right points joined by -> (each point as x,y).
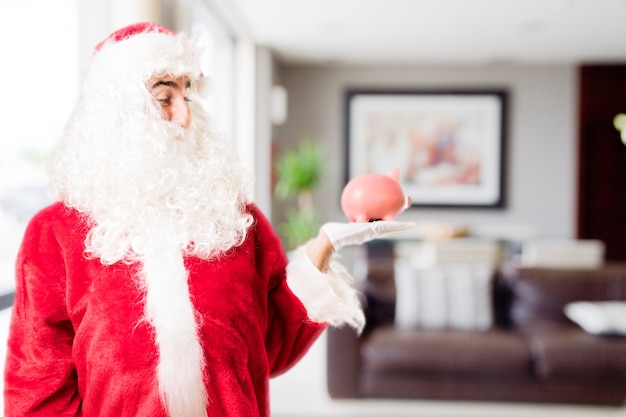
361,325 -> 530,376
509,266 -> 626,328
394,259 -> 494,330
526,327 -> 626,381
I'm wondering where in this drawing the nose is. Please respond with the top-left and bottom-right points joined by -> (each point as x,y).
170,97 -> 191,129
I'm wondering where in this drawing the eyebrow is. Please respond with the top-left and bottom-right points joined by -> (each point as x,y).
150,79 -> 191,90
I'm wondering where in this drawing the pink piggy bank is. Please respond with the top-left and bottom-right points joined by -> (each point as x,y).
341,168 -> 411,222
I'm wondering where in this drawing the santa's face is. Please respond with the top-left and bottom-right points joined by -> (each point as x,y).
148,74 -> 191,129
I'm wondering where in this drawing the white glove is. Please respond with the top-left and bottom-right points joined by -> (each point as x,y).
321,221 -> 416,251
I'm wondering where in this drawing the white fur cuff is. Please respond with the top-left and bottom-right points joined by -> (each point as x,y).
286,243 -> 365,333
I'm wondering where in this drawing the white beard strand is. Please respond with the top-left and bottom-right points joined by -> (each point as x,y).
49,93 -> 253,265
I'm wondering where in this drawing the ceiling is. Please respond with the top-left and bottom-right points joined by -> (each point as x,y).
206,0 -> 626,66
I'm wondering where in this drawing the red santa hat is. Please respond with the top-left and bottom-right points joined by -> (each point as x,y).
93,22 -> 176,52
83,21 -> 210,100
86,23 -> 210,417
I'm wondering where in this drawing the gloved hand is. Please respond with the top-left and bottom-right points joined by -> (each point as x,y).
321,221 -> 415,251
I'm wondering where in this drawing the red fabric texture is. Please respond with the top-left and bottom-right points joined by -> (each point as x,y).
94,22 -> 175,53
4,202 -> 325,416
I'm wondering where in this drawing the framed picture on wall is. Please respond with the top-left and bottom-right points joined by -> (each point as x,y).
344,89 -> 507,208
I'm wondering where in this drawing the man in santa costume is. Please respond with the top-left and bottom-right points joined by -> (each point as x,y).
3,22 -> 410,417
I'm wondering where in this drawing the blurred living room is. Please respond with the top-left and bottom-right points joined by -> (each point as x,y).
1,0 -> 626,416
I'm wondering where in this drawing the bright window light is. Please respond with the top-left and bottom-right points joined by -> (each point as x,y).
0,0 -> 79,293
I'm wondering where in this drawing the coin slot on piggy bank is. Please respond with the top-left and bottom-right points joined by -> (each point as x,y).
341,168 -> 411,222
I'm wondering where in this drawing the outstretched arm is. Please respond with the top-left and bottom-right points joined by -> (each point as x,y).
306,228 -> 334,272
306,221 -> 415,272
287,221 -> 415,333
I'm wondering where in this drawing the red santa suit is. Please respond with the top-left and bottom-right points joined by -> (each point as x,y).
4,23 -> 365,417
5,202 -> 363,417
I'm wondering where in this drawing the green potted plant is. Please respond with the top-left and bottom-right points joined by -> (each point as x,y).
274,140 -> 323,250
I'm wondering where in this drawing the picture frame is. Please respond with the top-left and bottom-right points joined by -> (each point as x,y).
344,89 -> 507,208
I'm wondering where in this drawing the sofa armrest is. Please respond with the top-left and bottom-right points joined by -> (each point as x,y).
326,325 -> 361,398
326,241 -> 396,398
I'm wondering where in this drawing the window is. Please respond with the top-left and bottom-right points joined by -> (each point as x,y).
180,2 -> 236,143
0,1 -> 79,294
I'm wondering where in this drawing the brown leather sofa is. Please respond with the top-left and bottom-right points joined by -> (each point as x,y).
327,242 -> 626,406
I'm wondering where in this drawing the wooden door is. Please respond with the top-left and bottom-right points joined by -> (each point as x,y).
578,64 -> 626,261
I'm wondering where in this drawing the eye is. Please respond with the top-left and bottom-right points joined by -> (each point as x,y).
184,97 -> 192,103
157,97 -> 172,106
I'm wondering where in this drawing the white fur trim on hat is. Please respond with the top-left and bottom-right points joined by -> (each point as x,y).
83,29 -> 204,99
286,243 -> 365,333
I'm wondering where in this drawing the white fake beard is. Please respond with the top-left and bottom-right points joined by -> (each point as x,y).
49,92 -> 254,265
50,92 -> 254,417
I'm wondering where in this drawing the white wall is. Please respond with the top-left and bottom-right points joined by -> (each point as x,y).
77,0 -> 162,75
274,65 -> 578,240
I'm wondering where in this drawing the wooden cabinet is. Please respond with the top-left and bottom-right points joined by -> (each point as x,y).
577,64 -> 626,260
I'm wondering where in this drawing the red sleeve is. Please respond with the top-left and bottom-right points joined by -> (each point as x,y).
247,205 -> 326,377
4,205 -> 81,416
265,279 -> 326,377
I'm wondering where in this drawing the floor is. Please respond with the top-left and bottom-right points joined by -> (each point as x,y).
269,331 -> 626,417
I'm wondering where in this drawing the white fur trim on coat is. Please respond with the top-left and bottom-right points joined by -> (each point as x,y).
286,243 -> 365,333
142,249 -> 208,417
